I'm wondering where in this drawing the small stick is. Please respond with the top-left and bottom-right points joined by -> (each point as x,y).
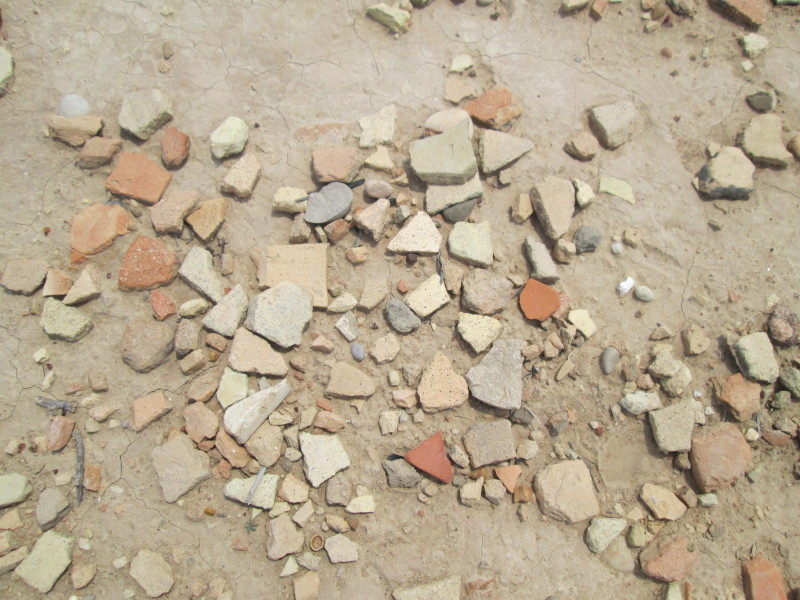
246,466 -> 267,506
73,428 -> 85,506
436,249 -> 444,285
35,397 -> 76,413
347,178 -> 365,189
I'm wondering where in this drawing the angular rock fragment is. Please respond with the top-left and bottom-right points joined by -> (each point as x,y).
466,340 -> 524,410
118,89 -> 173,140
417,352 -> 468,413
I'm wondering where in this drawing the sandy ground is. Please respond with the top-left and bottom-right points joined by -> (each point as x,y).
1,1 -> 799,599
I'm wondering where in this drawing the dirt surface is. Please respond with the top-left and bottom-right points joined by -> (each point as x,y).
1,1 -> 800,599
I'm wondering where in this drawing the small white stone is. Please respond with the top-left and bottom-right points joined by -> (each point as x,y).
617,277 -> 635,296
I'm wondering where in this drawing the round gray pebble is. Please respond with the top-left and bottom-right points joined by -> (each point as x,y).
610,242 -> 624,255
56,94 -> 90,118
351,343 -> 365,361
634,286 -> 655,302
573,225 -> 603,254
600,347 -> 620,375
364,179 -> 392,199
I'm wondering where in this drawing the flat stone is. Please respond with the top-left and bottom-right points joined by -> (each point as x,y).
740,114 -> 792,167
533,460 -> 599,524
151,433 -> 211,502
732,332 -> 779,383
329,293 -> 357,313
335,311 -> 360,341
177,350 -> 205,375
443,199 -> 477,224
768,305 -> 800,347
345,494 -> 375,514
621,391 -> 662,415
216,367 -> 249,408
358,104 -> 396,147
326,362 -> 375,398
272,187 -> 308,214
640,483 -> 687,520
266,513 -> 303,560
223,474 -> 279,509
0,473 -> 32,507
364,145 -> 394,172
63,265 -> 101,305
70,203 -> 132,263
304,182 -> 353,225
245,421 -> 283,467
417,351 -> 468,413
224,380 -> 290,444
589,100 -> 644,149
0,547 -> 28,576
648,399 -> 696,453
409,119 -> 476,185
568,309 -> 597,338
371,332 -> 400,364
466,340 -> 524,410
118,235 -> 178,291
531,176 -> 575,240
325,534 -> 359,563
160,127 -> 190,168
221,153 -> 261,198
510,192 -> 534,223
119,89 -> 172,140
366,3 -> 411,33
251,243 -> 328,309
383,458 -> 421,488
120,319 -> 173,372
312,146 -> 358,182
215,428 -> 249,468
425,174 -> 484,218
639,536 -> 697,582
746,89 -> 777,113
149,189 -> 198,235
14,530 -> 72,593
180,248 -> 225,304
183,402 -> 218,443
40,298 -> 93,342
564,130 -> 600,160
0,47 -> 14,96
278,473 -> 310,504
448,221 -> 493,268
187,369 -> 222,403
781,366 -> 800,398
462,269 -> 513,315
202,285 -> 247,337
457,312 -> 502,354
463,420 -> 515,468
425,108 -> 473,135
720,373 -> 761,421
690,423 -> 751,493
315,410 -> 347,433
708,0 -> 766,28
695,146 -> 755,200
573,179 -> 595,209
359,277 -> 388,311
228,327 -> 287,376
299,433 -> 351,487
598,176 -> 635,204
404,431 -> 454,484
392,576 -> 461,600
45,114 -> 102,146
245,282 -> 313,349
46,415 -> 75,451
524,236 -> 559,283
465,88 -> 522,129
290,213 -> 313,243
364,179 -> 393,199
130,549 -> 174,597
585,517 -> 627,553
387,212 -> 442,255
406,274 -> 450,318
1,257 -> 48,295
174,319 -> 200,358
517,278 -> 560,321
354,199 -> 391,242
742,555 -> 789,600
293,571 -> 321,600
105,153 -> 172,205
70,561 -> 96,589
210,116 -> 248,159
385,297 -> 422,334
132,391 -> 172,431
150,290 -> 176,320
478,129 -> 532,173
460,477 -> 484,506
186,196 -> 227,242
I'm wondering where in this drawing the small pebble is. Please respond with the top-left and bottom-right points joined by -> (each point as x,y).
406,253 -> 418,266
351,343 -> 365,361
610,242 -> 623,255
600,347 -> 620,375
634,286 -> 655,302
617,277 -> 635,296
56,94 -> 90,118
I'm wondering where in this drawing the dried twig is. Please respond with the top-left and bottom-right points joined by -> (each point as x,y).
246,466 -> 267,506
73,428 -> 85,506
35,396 -> 76,413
